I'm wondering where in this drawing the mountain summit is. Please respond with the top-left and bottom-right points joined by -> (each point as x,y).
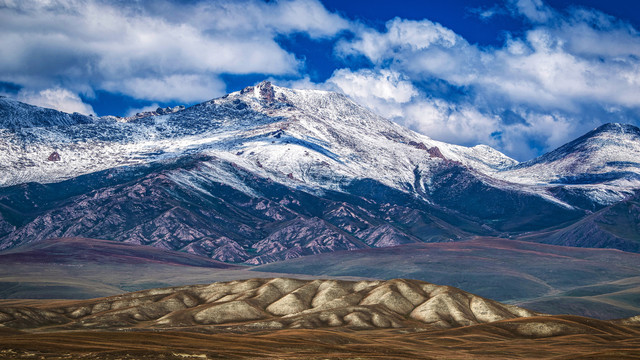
496,123 -> 640,206
510,123 -> 640,173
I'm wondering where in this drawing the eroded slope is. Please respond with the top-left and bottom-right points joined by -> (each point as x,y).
0,278 -> 539,332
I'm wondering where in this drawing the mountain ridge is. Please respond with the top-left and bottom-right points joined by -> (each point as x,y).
0,96 -> 95,129
0,81 -> 519,190
519,123 -> 640,167
1,81 -> 640,259
496,123 -> 640,206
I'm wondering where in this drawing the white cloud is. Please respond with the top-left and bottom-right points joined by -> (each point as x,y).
508,0 -> 555,23
336,18 -> 459,63
404,99 -> 500,146
0,0 -> 350,104
103,75 -> 226,104
469,5 -> 507,21
337,18 -> 483,88
327,69 -> 417,118
16,88 -> 95,115
169,0 -> 351,39
273,75 -> 333,91
331,4 -> 640,160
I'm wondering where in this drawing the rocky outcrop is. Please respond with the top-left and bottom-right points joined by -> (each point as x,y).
408,140 -> 429,151
408,141 -> 445,159
130,105 -> 185,119
47,151 -> 60,161
258,81 -> 275,103
427,146 -> 445,159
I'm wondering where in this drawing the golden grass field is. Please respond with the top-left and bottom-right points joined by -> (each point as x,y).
1,317 -> 640,359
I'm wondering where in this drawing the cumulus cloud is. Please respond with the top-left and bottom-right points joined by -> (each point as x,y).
338,13 -> 640,111
336,18 -> 460,64
404,100 -> 501,147
332,1 -> 640,160
0,0 -> 350,109
16,88 -> 95,115
327,69 -> 418,118
508,0 -> 555,23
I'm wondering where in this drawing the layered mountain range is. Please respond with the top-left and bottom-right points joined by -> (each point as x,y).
1,81 -> 640,264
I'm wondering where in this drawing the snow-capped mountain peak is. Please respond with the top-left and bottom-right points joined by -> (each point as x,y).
0,96 -> 95,129
200,81 -> 519,193
519,123 -> 640,166
495,122 -> 640,205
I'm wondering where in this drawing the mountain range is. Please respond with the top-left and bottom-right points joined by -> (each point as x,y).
1,81 -> 640,265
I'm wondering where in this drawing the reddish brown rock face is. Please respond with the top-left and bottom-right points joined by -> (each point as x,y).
48,151 -> 61,161
427,146 -> 445,159
259,81 -> 275,103
407,141 -> 445,160
408,141 -> 428,151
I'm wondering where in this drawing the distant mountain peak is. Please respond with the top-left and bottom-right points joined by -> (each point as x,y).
496,122 -> 640,204
0,95 -> 94,129
591,122 -> 640,135
507,122 -> 640,169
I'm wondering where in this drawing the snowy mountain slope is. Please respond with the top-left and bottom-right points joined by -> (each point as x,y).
0,146 -> 585,262
220,83 -> 523,198
496,123 -> 640,206
4,82 -> 639,211
0,82 -> 516,195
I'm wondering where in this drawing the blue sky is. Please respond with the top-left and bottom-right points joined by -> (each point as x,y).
2,0 -> 640,160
